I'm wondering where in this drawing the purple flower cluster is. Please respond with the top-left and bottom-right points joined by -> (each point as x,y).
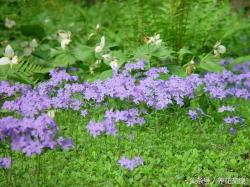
118,156 -> 144,171
232,61 -> 250,74
0,157 -> 11,169
2,61 -> 249,118
0,60 -> 249,160
0,114 -> 59,156
86,119 -> 117,137
0,81 -> 31,97
87,108 -> 145,137
105,108 -> 145,126
57,137 -> 74,150
224,116 -> 244,125
204,70 -> 250,100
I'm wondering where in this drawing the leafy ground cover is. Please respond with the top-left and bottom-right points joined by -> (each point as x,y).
0,0 -> 250,186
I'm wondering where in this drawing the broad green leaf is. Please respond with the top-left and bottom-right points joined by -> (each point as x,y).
134,45 -> 152,61
233,55 -> 250,64
153,46 -> 174,60
112,50 -> 127,66
167,64 -> 187,77
96,69 -> 113,80
53,53 -> 76,67
73,45 -> 94,62
199,55 -> 224,73
199,60 -> 224,73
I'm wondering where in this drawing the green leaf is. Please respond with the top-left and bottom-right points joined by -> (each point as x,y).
177,47 -> 192,62
199,55 -> 223,73
134,45 -> 152,61
166,64 -> 187,77
111,50 -> 127,66
73,45 -> 94,62
6,61 -> 51,84
95,70 -> 113,81
53,53 -> 76,67
199,61 -> 223,73
233,55 -> 250,64
153,46 -> 174,60
0,65 -> 10,80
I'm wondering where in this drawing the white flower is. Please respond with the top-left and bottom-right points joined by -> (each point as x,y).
110,59 -> 118,70
57,30 -> 71,49
95,36 -> 105,53
101,53 -> 118,70
146,34 -> 162,46
5,18 -> 16,29
214,41 -> 226,56
102,53 -> 112,61
0,45 -> 18,67
23,39 -> 38,56
47,110 -> 55,118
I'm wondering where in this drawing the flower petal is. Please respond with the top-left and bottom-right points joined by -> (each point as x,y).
0,57 -> 10,65
5,45 -> 14,58
11,56 -> 18,65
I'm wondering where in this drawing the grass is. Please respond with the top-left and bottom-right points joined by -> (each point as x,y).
1,99 -> 249,186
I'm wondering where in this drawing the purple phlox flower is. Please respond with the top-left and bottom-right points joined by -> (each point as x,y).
232,61 -> 250,74
0,114 -> 59,156
224,116 -> 244,124
0,157 -> 11,169
86,119 -> 117,137
80,109 -> 88,117
218,105 -> 235,113
86,120 -> 105,137
69,67 -> 78,72
230,127 -> 236,135
104,108 -> 145,126
57,137 -> 74,150
188,110 -> 198,120
118,156 -> 144,171
144,67 -> 169,79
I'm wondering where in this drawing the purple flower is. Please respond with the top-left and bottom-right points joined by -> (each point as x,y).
224,116 -> 244,124
230,127 -> 236,135
86,120 -> 105,137
0,59 -> 249,161
0,157 -> 11,169
0,114 -> 63,156
80,109 -> 88,117
232,61 -> 250,73
69,67 -> 78,72
118,156 -> 144,171
86,119 -> 117,137
188,110 -> 198,120
57,137 -> 74,150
